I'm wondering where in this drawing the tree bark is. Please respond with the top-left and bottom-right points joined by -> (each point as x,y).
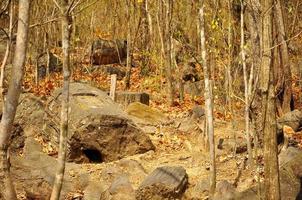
141,0 -> 151,76
50,0 -> 72,199
125,0 -> 132,90
246,0 -> 262,162
199,0 -> 216,197
240,0 -> 253,166
0,0 -> 30,199
260,0 -> 281,199
274,0 -> 292,113
164,0 -> 174,106
0,0 -> 13,100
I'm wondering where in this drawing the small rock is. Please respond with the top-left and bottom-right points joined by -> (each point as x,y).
191,105 -> 205,120
216,138 -> 248,154
277,110 -> 302,137
109,176 -> 134,195
136,166 -> 188,200
83,182 -> 107,200
213,180 -> 239,200
193,179 -> 209,194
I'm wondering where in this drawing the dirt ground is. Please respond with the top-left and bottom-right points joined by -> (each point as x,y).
11,112 -> 258,200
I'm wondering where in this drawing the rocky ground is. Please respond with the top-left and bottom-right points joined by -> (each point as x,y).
5,82 -> 302,200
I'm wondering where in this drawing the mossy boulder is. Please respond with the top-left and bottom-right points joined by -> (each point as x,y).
126,102 -> 169,125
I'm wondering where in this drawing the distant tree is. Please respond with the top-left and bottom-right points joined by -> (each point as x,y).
161,0 -> 174,106
140,0 -> 152,76
0,0 -> 31,199
124,0 -> 132,90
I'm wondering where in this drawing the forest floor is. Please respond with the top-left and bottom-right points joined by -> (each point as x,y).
69,119 -> 254,199
12,63 -> 262,199
11,47 -> 302,199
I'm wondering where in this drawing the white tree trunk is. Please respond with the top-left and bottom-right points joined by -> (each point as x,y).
0,0 -> 30,199
0,0 -> 14,98
241,0 -> 253,166
50,0 -> 72,199
199,0 -> 216,196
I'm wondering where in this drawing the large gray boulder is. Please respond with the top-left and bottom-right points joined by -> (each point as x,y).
45,82 -> 155,163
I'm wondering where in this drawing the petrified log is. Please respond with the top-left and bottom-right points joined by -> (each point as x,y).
136,166 -> 188,200
115,91 -> 149,106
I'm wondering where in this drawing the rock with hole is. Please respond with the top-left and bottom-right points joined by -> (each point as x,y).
45,82 -> 155,163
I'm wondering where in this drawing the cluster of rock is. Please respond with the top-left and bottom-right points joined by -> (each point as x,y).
4,82 -> 191,199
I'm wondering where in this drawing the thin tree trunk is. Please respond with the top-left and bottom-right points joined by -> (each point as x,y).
0,0 -> 30,199
164,0 -> 174,106
50,0 -> 72,199
199,0 -> 216,196
125,0 -> 132,90
225,0 -> 232,111
0,0 -> 13,99
241,0 -> 253,166
275,0 -> 292,113
247,0 -> 261,150
141,0 -> 152,76
145,0 -> 153,46
226,0 -> 238,156
156,0 -> 163,89
260,0 -> 281,199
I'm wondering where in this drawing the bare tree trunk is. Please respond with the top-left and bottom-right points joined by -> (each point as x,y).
226,0 -> 238,156
145,0 -> 153,46
241,0 -> 253,166
141,0 -> 152,76
0,0 -> 30,199
156,0 -> 165,90
225,0 -> 233,112
125,0 -> 132,90
199,0 -> 216,197
50,0 -> 72,199
164,0 -> 174,106
0,0 -> 13,99
274,0 -> 292,113
247,0 -> 261,152
260,0 -> 281,199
